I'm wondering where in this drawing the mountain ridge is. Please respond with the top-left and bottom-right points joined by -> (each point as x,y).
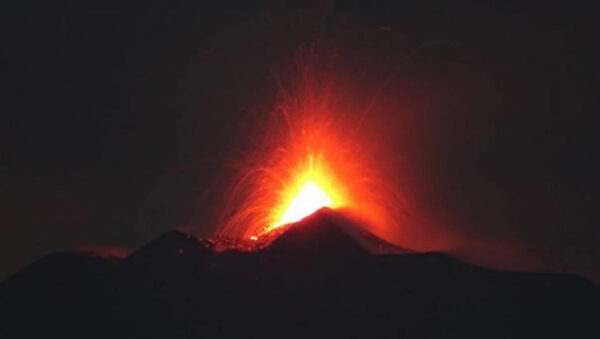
2,213 -> 598,338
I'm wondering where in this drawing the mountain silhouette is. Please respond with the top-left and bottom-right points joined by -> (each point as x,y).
1,211 -> 599,338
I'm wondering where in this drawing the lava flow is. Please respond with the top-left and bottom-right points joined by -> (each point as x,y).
217,51 -> 405,246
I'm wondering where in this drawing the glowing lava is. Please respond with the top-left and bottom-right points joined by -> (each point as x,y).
216,51 -> 405,245
263,153 -> 345,235
276,181 -> 332,226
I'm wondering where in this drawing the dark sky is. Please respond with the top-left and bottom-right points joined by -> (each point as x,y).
1,1 -> 599,281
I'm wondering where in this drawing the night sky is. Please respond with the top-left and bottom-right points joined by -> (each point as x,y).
1,1 -> 599,281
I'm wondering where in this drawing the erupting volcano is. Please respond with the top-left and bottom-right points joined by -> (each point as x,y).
217,52 -> 405,246
4,47 -> 600,339
4,2 -> 600,339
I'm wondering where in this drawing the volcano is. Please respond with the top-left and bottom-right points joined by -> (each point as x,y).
1,210 -> 598,339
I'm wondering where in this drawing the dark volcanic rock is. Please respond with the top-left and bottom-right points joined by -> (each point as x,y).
1,215 -> 599,338
266,208 -> 410,256
264,209 -> 370,259
128,230 -> 209,261
125,229 -> 215,275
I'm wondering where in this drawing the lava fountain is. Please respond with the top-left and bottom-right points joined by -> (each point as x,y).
217,49 -> 407,245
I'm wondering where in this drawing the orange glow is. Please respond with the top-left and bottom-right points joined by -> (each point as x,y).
217,51 -> 407,244
221,126 -> 357,239
266,156 -> 340,233
276,181 -> 332,226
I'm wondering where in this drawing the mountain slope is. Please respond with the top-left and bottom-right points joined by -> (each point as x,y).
2,213 -> 599,338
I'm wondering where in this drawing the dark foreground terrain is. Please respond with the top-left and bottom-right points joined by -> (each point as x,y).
2,212 -> 599,338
